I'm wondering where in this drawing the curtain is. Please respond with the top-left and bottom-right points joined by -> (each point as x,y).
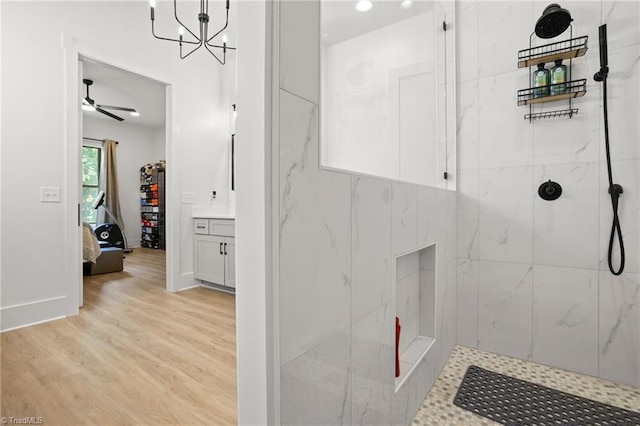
99,139 -> 125,228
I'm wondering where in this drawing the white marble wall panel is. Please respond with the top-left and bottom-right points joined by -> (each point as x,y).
478,167 -> 533,263
391,368 -> 417,426
351,302 -> 393,426
477,1 -> 533,79
599,271 -> 640,388
532,265 -> 599,376
478,72 -> 533,169
392,182 -> 418,255
457,258 -> 478,348
419,247 -> 436,337
279,90 -> 352,365
429,258 -> 459,373
280,328 -> 351,425
599,159 -> 640,274
417,185 -> 436,248
280,0 -> 319,104
455,0 -> 478,84
397,267 -> 419,354
531,98 -> 600,166
478,260 -> 533,360
457,80 -> 479,171
445,189 -> 458,263
602,0 -> 640,52
457,169 -> 479,260
435,188 -> 458,267
351,176 -> 393,323
601,45 -> 640,162
533,162 -> 600,269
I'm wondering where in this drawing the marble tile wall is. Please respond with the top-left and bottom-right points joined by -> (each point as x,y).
456,0 -> 640,388
277,1 -> 458,424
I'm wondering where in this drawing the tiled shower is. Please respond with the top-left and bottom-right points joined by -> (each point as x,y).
456,0 -> 639,388
272,0 -> 639,424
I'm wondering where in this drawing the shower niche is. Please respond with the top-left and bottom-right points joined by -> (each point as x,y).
395,244 -> 436,391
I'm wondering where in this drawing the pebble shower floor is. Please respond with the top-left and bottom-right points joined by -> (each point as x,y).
412,346 -> 640,425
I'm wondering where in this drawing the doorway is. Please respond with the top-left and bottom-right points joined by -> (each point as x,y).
78,57 -> 169,305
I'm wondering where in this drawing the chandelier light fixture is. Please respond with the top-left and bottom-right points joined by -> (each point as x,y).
149,0 -> 236,64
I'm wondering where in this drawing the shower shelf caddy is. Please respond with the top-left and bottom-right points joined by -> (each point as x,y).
517,32 -> 588,121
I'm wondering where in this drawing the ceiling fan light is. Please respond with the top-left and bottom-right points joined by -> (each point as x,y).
82,104 -> 96,112
130,111 -> 140,117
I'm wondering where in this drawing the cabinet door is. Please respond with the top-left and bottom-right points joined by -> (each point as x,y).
224,238 -> 236,288
194,235 -> 225,285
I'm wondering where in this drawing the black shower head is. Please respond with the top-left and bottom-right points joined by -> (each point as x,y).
535,4 -> 572,38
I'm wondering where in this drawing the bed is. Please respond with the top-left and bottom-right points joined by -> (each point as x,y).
82,222 -> 101,263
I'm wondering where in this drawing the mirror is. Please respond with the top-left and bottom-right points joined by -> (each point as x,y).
320,0 -> 451,188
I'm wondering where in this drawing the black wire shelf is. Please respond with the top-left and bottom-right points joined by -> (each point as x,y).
517,36 -> 588,68
517,79 -> 587,106
524,108 -> 579,121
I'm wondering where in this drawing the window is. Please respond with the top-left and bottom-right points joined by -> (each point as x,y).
82,146 -> 101,224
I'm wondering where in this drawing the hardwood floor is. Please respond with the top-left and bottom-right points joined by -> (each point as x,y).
1,248 -> 237,425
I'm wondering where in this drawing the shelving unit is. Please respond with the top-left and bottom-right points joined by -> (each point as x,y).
140,163 -> 165,249
517,31 -> 588,121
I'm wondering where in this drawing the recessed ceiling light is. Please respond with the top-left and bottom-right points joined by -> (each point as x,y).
400,0 -> 413,9
130,111 -> 140,117
356,0 -> 372,12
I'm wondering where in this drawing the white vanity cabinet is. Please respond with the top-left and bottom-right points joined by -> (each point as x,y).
194,218 -> 235,289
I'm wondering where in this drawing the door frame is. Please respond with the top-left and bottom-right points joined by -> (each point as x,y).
63,34 -> 180,313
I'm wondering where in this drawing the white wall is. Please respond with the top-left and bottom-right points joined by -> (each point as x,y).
1,1 -> 234,330
322,11 -> 449,188
83,116 -> 165,247
456,0 -> 640,388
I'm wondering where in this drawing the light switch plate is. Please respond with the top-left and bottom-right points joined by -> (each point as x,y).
41,186 -> 61,203
181,192 -> 195,204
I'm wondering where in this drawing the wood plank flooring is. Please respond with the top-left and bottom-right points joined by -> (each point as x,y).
1,248 -> 237,425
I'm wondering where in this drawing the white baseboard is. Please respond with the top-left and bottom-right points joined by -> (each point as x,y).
173,272 -> 200,292
126,239 -> 141,248
1,296 -> 69,332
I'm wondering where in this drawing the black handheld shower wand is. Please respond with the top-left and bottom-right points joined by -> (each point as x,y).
594,24 -> 609,81
594,24 -> 625,275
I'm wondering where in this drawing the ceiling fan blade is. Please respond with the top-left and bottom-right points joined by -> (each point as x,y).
96,104 -> 136,113
96,107 -> 125,121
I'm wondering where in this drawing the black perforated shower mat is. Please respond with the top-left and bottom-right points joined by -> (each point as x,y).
453,365 -> 640,426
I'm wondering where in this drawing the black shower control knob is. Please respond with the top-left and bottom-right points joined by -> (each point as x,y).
538,180 -> 562,201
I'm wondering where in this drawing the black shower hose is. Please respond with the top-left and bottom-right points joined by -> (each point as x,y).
602,74 -> 625,275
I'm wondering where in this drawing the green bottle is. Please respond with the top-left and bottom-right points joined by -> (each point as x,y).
550,59 -> 567,96
533,63 -> 550,98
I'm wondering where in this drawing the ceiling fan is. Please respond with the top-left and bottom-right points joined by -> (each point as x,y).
82,79 -> 139,122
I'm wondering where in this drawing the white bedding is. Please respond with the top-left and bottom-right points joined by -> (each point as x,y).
82,222 -> 101,263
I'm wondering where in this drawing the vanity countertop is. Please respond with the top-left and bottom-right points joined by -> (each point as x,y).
193,213 -> 235,219
191,206 -> 235,219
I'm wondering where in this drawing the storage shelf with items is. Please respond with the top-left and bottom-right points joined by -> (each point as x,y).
517,30 -> 588,121
140,162 -> 165,249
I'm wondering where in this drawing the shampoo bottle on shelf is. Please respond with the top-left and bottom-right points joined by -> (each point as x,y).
550,59 -> 568,96
533,63 -> 550,98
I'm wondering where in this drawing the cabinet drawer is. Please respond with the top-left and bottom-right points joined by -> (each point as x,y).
209,221 -> 235,237
193,219 -> 210,235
